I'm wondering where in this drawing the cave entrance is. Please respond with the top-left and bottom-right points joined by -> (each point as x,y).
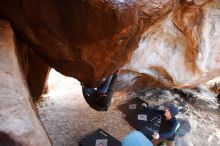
44,69 -> 82,98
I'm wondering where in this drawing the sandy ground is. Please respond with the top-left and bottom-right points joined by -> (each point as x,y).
36,70 -> 220,146
36,70 -> 133,146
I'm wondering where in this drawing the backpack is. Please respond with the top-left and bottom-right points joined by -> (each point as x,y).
176,119 -> 191,137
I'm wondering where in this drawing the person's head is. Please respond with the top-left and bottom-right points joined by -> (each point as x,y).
164,103 -> 179,119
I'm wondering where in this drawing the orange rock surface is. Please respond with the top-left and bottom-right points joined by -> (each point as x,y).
0,0 -> 175,88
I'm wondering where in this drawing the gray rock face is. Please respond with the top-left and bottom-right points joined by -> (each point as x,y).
0,20 -> 51,146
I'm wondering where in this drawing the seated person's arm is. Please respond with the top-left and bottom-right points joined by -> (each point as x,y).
147,107 -> 164,116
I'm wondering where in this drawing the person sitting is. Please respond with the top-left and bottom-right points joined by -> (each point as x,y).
150,103 -> 180,146
140,103 -> 179,146
82,70 -> 119,111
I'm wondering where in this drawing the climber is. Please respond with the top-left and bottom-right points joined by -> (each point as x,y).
82,70 -> 119,111
150,103 -> 179,146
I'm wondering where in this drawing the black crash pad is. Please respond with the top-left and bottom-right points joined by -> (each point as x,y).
79,129 -> 121,146
119,97 -> 161,131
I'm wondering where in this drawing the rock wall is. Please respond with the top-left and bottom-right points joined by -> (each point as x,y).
123,0 -> 220,89
0,0 -> 175,87
0,20 -> 51,146
16,41 -> 50,100
0,1 -> 220,144
0,0 -> 219,93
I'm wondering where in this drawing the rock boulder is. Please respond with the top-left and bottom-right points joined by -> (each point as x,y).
0,0 -> 175,87
0,20 -> 51,146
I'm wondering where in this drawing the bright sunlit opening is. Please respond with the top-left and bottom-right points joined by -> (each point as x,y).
45,69 -> 82,97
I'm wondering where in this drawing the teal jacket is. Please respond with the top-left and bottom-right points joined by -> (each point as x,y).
122,131 -> 153,146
